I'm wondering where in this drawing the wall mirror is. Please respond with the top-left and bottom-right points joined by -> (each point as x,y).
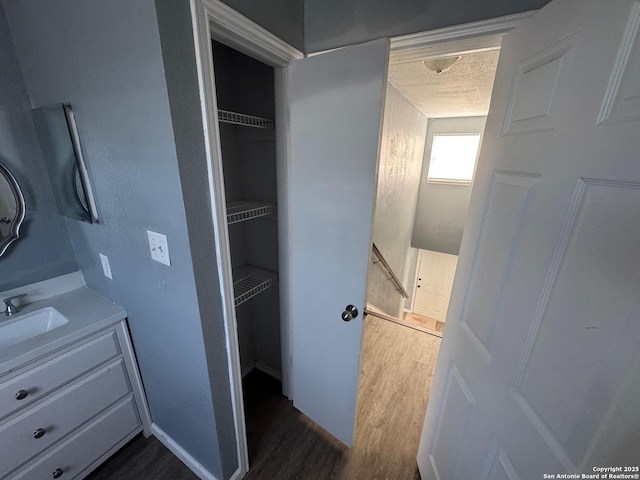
32,104 -> 98,223
0,163 -> 26,256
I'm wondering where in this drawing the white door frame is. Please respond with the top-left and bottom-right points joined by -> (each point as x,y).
190,0 -> 302,477
410,249 -> 424,313
189,0 -> 533,477
389,11 -> 534,62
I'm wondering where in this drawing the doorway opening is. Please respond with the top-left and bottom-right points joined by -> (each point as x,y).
190,2 -> 527,477
359,41 -> 500,471
365,43 -> 499,324
210,37 -> 500,477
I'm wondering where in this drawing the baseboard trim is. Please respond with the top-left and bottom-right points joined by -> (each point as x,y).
241,361 -> 282,381
228,467 -> 243,480
365,304 -> 399,323
254,361 -> 282,381
151,424 -> 220,480
241,362 -> 254,378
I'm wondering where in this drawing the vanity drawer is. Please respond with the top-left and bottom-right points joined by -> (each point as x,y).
11,396 -> 140,480
0,330 -> 120,420
0,358 -> 131,478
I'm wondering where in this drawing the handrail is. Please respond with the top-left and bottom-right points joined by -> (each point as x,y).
371,243 -> 409,298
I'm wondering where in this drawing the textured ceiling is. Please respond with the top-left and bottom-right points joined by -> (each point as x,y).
388,50 -> 500,118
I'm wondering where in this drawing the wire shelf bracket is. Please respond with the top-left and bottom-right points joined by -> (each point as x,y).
218,109 -> 275,129
226,201 -> 276,225
233,265 -> 277,306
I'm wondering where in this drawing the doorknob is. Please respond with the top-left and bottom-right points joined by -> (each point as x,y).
341,304 -> 358,322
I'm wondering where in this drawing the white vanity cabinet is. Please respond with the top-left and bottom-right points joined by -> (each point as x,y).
0,318 -> 150,480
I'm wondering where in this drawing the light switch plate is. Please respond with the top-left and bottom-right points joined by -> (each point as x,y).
147,230 -> 171,266
99,253 -> 113,279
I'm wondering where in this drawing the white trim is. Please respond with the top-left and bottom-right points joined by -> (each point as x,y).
389,11 -> 535,64
410,249 -> 423,314
152,424 -> 224,480
241,361 -> 283,381
255,361 -> 283,381
190,1 -> 300,477
274,66 -> 293,400
199,0 -> 302,66
241,362 -> 254,378
228,467 -> 243,480
190,1 -> 249,475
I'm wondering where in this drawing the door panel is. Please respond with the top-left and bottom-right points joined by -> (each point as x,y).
512,180 -> 640,463
289,39 -> 389,446
459,172 -> 539,357
418,0 -> 640,477
413,250 -> 458,322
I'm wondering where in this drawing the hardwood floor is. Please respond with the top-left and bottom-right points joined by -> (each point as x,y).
366,303 -> 444,338
340,314 -> 441,479
86,315 -> 440,479
86,434 -> 197,480
402,312 -> 445,337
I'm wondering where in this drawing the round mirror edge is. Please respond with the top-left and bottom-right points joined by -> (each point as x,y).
0,162 -> 26,257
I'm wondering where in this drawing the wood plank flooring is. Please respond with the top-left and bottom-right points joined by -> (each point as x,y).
86,433 -> 197,479
86,315 -> 440,479
402,312 -> 445,337
339,314 -> 441,479
366,304 -> 444,338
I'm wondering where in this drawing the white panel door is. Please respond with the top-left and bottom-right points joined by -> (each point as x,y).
418,0 -> 640,477
289,39 -> 389,446
413,250 -> 458,322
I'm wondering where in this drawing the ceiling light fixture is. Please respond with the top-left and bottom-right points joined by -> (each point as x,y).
423,56 -> 462,74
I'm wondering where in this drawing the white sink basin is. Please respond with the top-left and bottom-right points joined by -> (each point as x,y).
0,307 -> 69,349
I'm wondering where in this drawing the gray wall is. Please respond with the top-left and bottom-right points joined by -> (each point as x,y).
222,0 -> 303,52
0,1 -> 77,291
367,85 -> 427,318
3,0 -> 226,477
412,117 -> 486,255
305,0 -> 550,53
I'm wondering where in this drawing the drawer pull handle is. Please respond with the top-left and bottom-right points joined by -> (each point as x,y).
15,389 -> 29,400
52,468 -> 64,478
33,428 -> 46,439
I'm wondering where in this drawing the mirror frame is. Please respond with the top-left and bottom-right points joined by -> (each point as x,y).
0,162 -> 26,256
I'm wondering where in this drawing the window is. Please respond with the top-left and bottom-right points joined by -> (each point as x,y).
426,133 -> 481,184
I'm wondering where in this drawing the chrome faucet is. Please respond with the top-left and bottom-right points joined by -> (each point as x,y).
3,295 -> 25,316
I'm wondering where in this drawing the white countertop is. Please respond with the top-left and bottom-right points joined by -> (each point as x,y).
0,287 -> 127,375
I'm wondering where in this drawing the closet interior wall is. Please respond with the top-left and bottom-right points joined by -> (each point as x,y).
212,41 -> 281,380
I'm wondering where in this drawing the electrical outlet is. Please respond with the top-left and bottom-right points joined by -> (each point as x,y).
99,253 -> 113,279
147,230 -> 171,266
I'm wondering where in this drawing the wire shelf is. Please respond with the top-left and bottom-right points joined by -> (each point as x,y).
218,110 -> 275,129
233,266 -> 277,306
227,201 -> 276,225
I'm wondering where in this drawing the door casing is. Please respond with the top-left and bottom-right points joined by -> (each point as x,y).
190,1 -> 302,477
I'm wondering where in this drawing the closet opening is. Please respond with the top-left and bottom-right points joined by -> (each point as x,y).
211,40 -> 284,468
